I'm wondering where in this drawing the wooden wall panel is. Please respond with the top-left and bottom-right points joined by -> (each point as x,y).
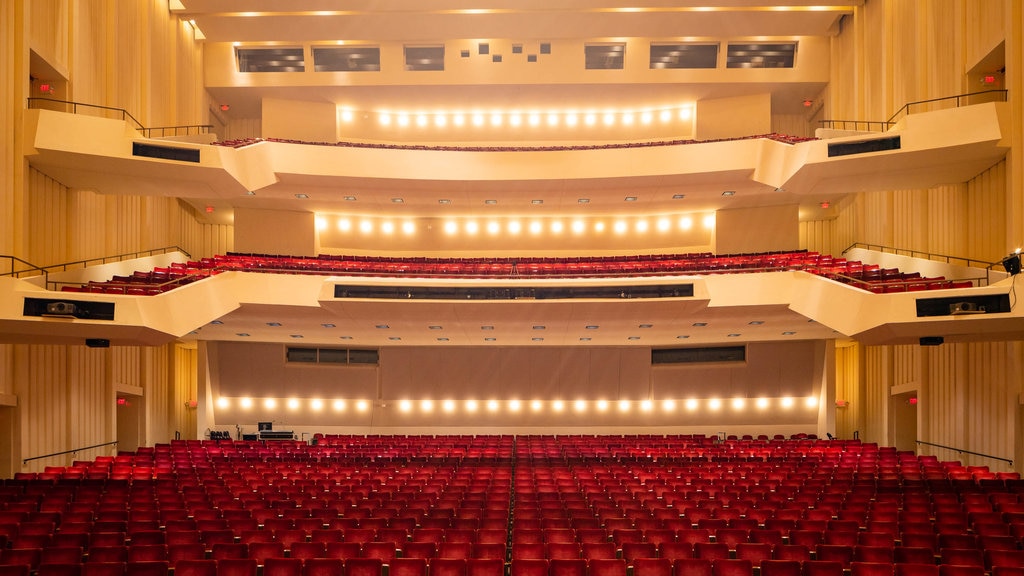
173,345 -> 198,440
834,343 -> 864,440
28,0 -> 68,71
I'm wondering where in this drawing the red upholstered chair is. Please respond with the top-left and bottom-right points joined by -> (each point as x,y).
466,558 -> 505,576
713,559 -> 753,576
510,559 -> 548,576
851,562 -> 896,576
263,558 -> 303,576
389,558 -> 428,576
550,559 -> 587,576
123,561 -> 169,576
621,542 -> 658,562
301,558 -> 344,576
939,549 -> 985,568
345,558 -> 384,576
674,558 -> 714,576
759,560 -> 801,576
895,565 -> 939,576
695,543 -> 730,561
937,567 -> 985,576
546,543 -> 581,560
428,559 -> 467,576
589,559 -> 628,576
170,560 -> 218,576
289,542 -> 327,560
80,563 -> 125,576
401,542 -> 437,560
735,543 -> 773,567
894,548 -> 936,565
802,561 -> 845,576
36,564 -> 82,576
659,541 -> 695,561
582,543 -> 618,560
324,542 -> 361,560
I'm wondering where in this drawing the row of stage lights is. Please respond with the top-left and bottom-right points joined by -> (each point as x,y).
340,107 -> 694,130
316,215 -> 716,236
215,396 -> 820,414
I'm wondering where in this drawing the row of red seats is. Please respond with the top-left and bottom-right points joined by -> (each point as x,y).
211,133 -> 817,151
61,249 -> 973,295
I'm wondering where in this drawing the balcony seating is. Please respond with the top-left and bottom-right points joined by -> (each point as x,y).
62,249 -> 976,295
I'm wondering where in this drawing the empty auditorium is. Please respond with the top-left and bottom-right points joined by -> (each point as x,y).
1,2 -> 1023,576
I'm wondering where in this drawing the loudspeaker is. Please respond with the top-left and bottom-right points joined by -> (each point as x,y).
919,336 -> 944,346
46,302 -> 77,315
85,338 -> 110,348
1003,254 -> 1021,275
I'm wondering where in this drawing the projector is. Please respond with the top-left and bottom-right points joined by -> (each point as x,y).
45,302 -> 77,315
949,302 -> 985,315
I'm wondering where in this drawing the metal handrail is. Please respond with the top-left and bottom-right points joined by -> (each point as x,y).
0,255 -> 50,282
24,440 -> 118,464
140,124 -> 215,138
817,119 -> 896,132
27,97 -> 212,137
2,246 -> 191,290
916,440 -> 1013,467
887,89 -> 1008,124
819,89 -> 1008,132
842,242 -> 1001,277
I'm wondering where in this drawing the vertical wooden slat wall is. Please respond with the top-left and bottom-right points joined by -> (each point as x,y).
825,0 -> 1022,469
0,1 -> 226,472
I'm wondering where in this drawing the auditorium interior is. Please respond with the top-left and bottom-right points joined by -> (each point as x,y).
1,2 -> 1024,575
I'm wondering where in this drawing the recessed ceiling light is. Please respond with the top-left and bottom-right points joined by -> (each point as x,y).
322,323 -> 336,328
484,337 -> 496,342
429,325 -> 443,330
624,196 -> 637,202
439,199 -> 451,204
210,320 -> 223,325
533,325 -> 546,330
388,336 -> 401,341
290,334 -> 303,338
531,199 -> 544,205
245,191 -> 256,196
782,331 -> 796,336
722,191 -> 735,196
727,333 -> 741,337
676,335 -> 690,339
628,336 -> 641,340
639,324 -> 653,329
340,336 -> 353,340
391,198 -> 404,203
579,337 -> 592,342
481,325 -> 494,330
748,321 -> 764,325
532,337 -> 544,342
578,198 -> 590,204
484,199 -> 497,205
692,322 -> 707,327
236,333 -> 250,337
375,324 -> 390,329
437,337 -> 450,342
672,194 -> 685,199
295,193 -> 309,199
585,325 -> 599,330
266,322 -> 282,327
343,195 -> 356,201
